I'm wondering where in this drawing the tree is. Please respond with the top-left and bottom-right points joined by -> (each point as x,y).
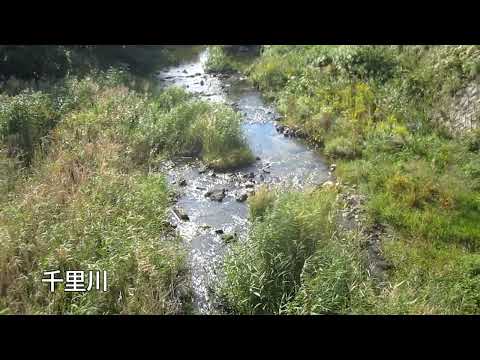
0,46 -> 70,85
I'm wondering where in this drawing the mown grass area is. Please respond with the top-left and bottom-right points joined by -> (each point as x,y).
0,58 -> 252,313
219,45 -> 480,314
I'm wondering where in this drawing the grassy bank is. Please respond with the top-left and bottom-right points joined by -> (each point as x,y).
0,50 -> 252,313
220,186 -> 378,314
205,46 -> 259,74
219,45 -> 480,314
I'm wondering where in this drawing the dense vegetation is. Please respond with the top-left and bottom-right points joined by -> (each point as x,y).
0,46 -> 252,314
218,45 -> 480,314
2,45 -> 480,315
0,45 -> 201,84
221,187 -> 377,314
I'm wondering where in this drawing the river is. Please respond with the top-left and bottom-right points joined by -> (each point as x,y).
157,48 -> 330,314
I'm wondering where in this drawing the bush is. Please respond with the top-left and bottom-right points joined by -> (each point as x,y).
324,136 -> 361,159
221,188 -> 341,314
0,80 -> 195,314
205,46 -> 235,73
205,46 -> 257,75
285,235 -> 370,314
248,186 -> 277,220
0,172 -> 190,314
139,88 -> 254,170
250,56 -> 293,92
0,91 -> 57,165
335,46 -> 398,83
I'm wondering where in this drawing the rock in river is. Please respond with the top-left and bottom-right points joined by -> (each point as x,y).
244,181 -> 255,189
205,188 -> 226,202
173,207 -> 189,221
163,220 -> 177,229
221,233 -> 238,244
178,178 -> 187,187
236,192 -> 248,202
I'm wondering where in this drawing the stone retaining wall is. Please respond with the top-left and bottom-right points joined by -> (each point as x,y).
436,79 -> 480,134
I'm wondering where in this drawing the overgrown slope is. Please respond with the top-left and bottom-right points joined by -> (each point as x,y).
0,50 -> 252,314
219,45 -> 480,314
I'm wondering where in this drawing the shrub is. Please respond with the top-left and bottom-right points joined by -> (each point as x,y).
0,81 -> 195,314
139,89 -> 254,170
0,172 -> 190,314
0,91 -> 57,165
248,186 -> 277,220
221,188 -> 340,314
335,46 -> 398,83
250,56 -> 293,92
324,136 -> 361,159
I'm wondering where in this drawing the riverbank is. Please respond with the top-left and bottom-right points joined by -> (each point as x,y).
0,47 -> 253,314
213,45 -> 480,314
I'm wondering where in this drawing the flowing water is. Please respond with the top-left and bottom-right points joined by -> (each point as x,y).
157,49 -> 330,314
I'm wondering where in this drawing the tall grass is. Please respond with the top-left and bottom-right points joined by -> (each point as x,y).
0,64 -> 254,313
0,73 -> 197,314
222,45 -> 480,314
222,187 -> 372,314
138,87 -> 254,170
205,46 -> 258,74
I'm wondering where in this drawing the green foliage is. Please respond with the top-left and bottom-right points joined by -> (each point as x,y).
138,87 -> 254,170
324,136 -> 360,159
205,46 -> 235,73
0,67 -> 137,167
285,231 -> 375,315
248,186 -> 278,220
0,56 -> 256,313
227,45 -> 480,314
205,46 -> 257,75
249,56 -> 293,92
79,45 -> 187,76
334,46 -> 398,83
248,45 -> 480,246
0,76 -> 197,314
0,45 -> 189,86
0,91 -> 57,165
0,45 -> 70,82
0,172 -> 189,314
221,188 -> 354,314
378,240 -> 480,314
